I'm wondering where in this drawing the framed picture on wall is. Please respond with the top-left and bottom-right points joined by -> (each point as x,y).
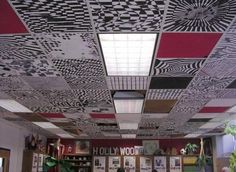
142,140 -> 159,155
75,141 -> 90,155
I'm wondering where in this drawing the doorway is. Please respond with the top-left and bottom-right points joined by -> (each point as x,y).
0,148 -> 10,172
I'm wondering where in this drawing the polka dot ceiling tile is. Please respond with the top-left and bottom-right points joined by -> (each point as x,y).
35,33 -> 99,60
149,77 -> 192,89
89,0 -> 165,32
0,0 -> 28,34
153,59 -> 205,77
157,33 -> 222,58
10,0 -> 92,32
164,0 -> 236,32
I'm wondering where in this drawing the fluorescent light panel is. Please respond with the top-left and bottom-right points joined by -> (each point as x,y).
99,34 -> 156,76
114,99 -> 143,113
33,122 -> 59,129
0,99 -> 32,112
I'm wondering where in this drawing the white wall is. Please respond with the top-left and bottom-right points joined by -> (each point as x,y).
0,118 -> 32,172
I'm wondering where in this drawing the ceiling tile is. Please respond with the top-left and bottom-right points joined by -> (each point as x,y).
11,0 -> 92,32
0,77 -> 32,91
164,0 -> 236,32
142,113 -> 169,119
157,33 -> 222,58
153,59 -> 205,77
106,76 -> 149,90
89,0 -> 165,32
227,80 -> 236,88
144,100 -> 177,113
187,118 -> 212,123
15,113 -> 48,122
115,114 -> 141,123
35,33 -> 99,59
40,113 -> 65,118
150,77 -> 192,89
52,59 -> 104,77
192,113 -> 229,119
199,107 -> 230,113
147,89 -> 183,100
0,0 -> 28,34
90,113 -> 115,119
205,98 -> 236,107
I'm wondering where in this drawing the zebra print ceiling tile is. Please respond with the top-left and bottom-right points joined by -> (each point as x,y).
35,33 -> 99,60
64,76 -> 108,90
147,89 -> 183,100
0,35 -> 47,60
89,0 -> 165,32
153,59 -> 205,77
106,76 -> 149,90
52,59 -> 104,77
22,77 -> 71,90
164,0 -> 236,32
3,59 -> 61,77
10,0 -> 92,32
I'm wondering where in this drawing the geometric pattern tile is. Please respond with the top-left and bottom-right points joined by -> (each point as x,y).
164,0 -> 236,32
146,89 -> 183,100
150,77 -> 192,89
0,0 -> 28,34
3,59 -> 61,77
0,62 -> 19,77
0,35 -> 47,60
65,77 -> 107,90
52,59 -> 104,76
157,33 -> 222,58
35,33 -> 99,59
10,0 -> 92,32
106,76 -> 149,90
89,0 -> 165,32
0,77 -> 32,91
23,77 -> 71,90
153,59 -> 205,77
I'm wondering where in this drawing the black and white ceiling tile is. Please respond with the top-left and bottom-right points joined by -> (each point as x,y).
1,0 -> 236,139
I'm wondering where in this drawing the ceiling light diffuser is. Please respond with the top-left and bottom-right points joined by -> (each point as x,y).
114,99 -> 143,113
0,99 -> 32,112
99,34 -> 157,76
33,122 -> 59,129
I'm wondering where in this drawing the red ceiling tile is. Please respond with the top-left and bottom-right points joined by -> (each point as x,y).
90,113 -> 115,119
199,107 -> 229,113
0,0 -> 28,34
40,113 -> 65,118
157,33 -> 222,58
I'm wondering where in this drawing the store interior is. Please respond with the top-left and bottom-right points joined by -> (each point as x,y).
1,0 -> 236,172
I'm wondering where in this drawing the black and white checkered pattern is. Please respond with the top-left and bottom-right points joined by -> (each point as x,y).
147,89 -> 183,100
11,0 -> 92,32
89,0 -> 165,32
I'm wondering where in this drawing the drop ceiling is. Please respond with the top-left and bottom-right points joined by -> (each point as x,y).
0,0 -> 236,139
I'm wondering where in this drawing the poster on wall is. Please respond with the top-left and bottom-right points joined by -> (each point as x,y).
154,156 -> 167,172
142,140 -> 159,155
32,153 -> 38,172
75,140 -> 90,154
108,156 -> 121,172
140,157 -> 152,172
124,156 -> 136,172
169,156 -> 182,172
37,154 -> 44,172
93,156 -> 106,172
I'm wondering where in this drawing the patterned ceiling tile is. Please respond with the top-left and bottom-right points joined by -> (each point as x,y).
157,33 -> 222,58
205,98 -> 236,107
144,100 -> 177,113
199,58 -> 236,78
0,77 -> 32,91
0,0 -> 28,34
192,113 -> 229,119
65,76 -> 107,90
39,113 -> 65,118
0,92 -> 11,99
228,17 -> 236,32
149,77 -> 192,89
89,0 -> 165,32
14,113 -> 48,122
142,113 -> 169,119
3,59 -> 61,77
52,59 -> 104,77
22,77 -> 70,90
146,89 -> 183,100
199,107 -> 230,113
106,76 -> 149,90
90,113 -> 115,119
0,35 -> 47,60
227,81 -> 236,88
0,62 -> 19,77
164,0 -> 236,32
29,106 -> 69,113
10,0 -> 92,32
153,59 -> 205,77
35,33 -> 99,60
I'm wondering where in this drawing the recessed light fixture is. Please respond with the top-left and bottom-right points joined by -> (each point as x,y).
33,122 -> 59,129
0,99 -> 32,112
99,34 -> 157,76
121,134 -> 136,138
